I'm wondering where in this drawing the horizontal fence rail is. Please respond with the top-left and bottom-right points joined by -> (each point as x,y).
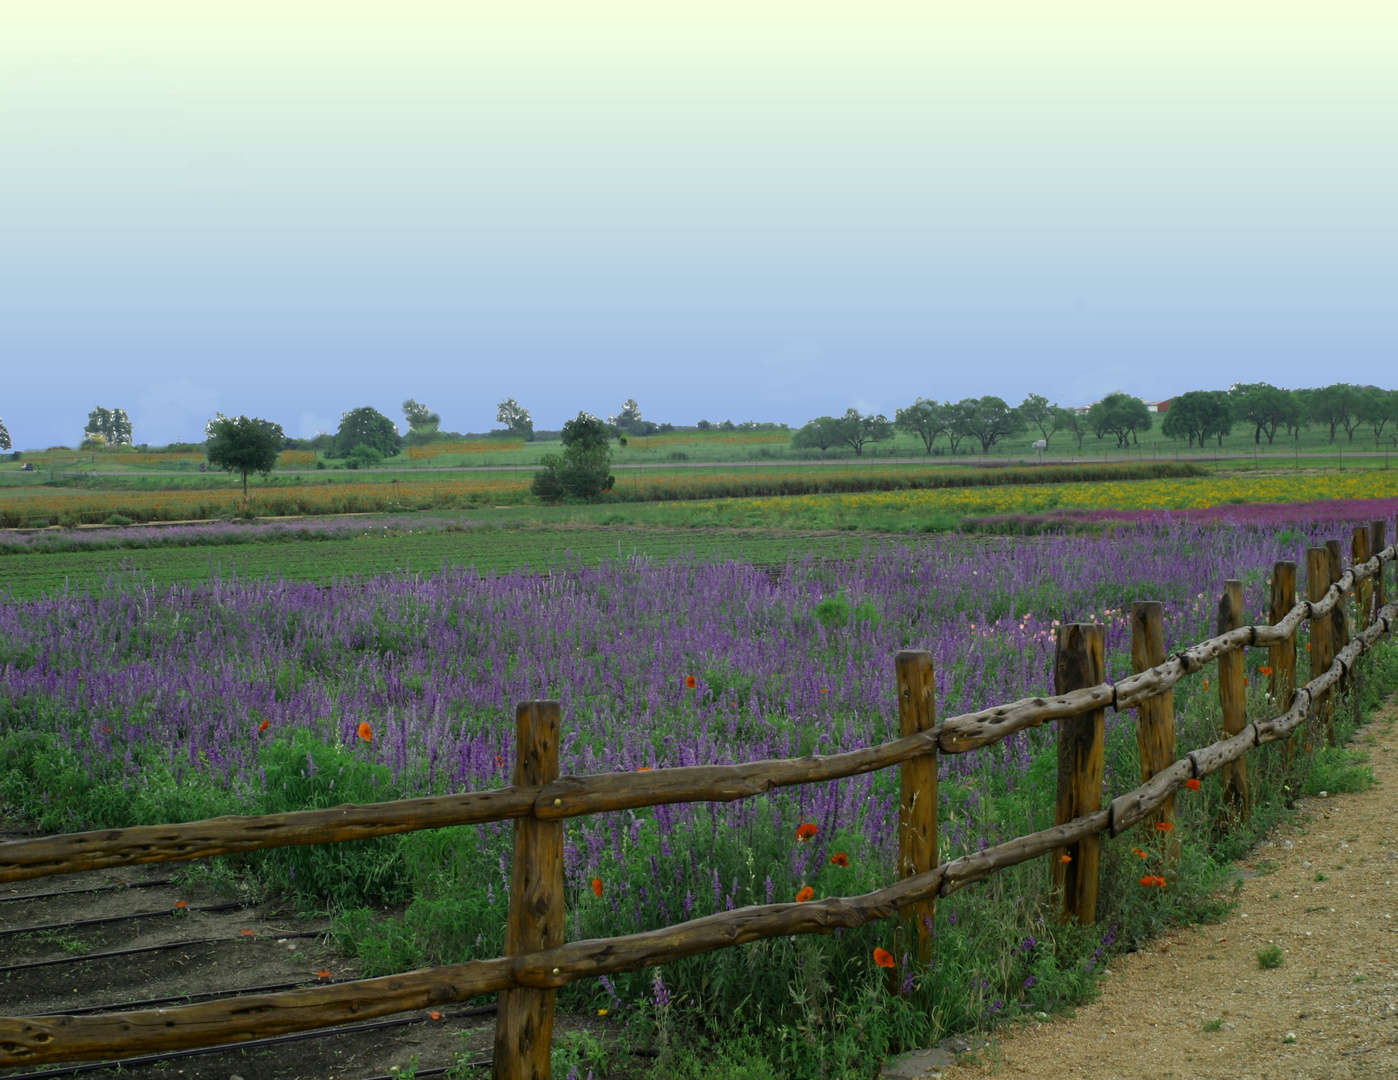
0,529 -> 1394,1077
3,546 -> 1392,887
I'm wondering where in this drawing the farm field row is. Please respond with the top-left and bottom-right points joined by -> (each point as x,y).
0,526 -> 860,597
0,461 -> 1205,525
3,521 -> 1395,1077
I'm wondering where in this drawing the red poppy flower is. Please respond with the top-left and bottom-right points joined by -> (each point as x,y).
685,675 -> 697,689
240,929 -> 254,937
637,766 -> 652,772
1259,666 -> 1274,676
495,754 -> 504,768
1155,821 -> 1174,832
1131,847 -> 1148,859
796,886 -> 814,903
317,970 -> 332,981
1059,853 -> 1072,863
358,722 -> 372,743
592,877 -> 603,899
796,823 -> 818,842
1185,778 -> 1201,791
258,720 -> 269,733
820,688 -> 830,694
174,900 -> 188,911
830,852 -> 849,867
873,947 -> 896,969
429,1011 -> 443,1021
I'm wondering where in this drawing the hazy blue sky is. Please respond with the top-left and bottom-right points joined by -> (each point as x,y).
3,2 -> 1394,448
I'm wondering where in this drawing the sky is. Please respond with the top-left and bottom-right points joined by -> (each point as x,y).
2,2 -> 1395,447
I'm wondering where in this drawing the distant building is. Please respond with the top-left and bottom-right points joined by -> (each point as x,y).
1145,399 -> 1173,413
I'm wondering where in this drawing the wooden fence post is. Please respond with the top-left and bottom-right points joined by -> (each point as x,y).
494,701 -> 564,1080
894,650 -> 937,966
1216,581 -> 1250,816
1268,561 -> 1298,761
1325,539 -> 1352,717
1371,520 -> 1388,626
1130,602 -> 1175,842
1052,624 -> 1104,925
1353,526 -> 1372,628
1306,548 -> 1335,747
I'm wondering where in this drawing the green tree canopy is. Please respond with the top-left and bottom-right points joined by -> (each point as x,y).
401,398 -> 440,432
1054,407 -> 1087,452
894,399 -> 952,454
84,406 -> 133,447
1356,387 -> 1398,445
832,408 -> 894,456
205,413 -> 284,498
1230,383 -> 1301,444
790,416 -> 845,452
531,412 -> 615,500
334,407 -> 401,458
1161,391 -> 1233,448
953,396 -> 1025,453
1085,394 -> 1152,448
496,398 -> 534,439
1017,393 -> 1063,448
1307,383 -> 1362,442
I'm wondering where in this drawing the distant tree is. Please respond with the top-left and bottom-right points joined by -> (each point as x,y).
84,406 -> 133,447
1307,383 -> 1362,442
717,419 -> 736,431
1161,390 -> 1233,448
790,416 -> 844,452
954,396 -> 1025,453
333,407 -> 401,459
1055,408 -> 1088,452
0,417 -> 10,452
831,408 -> 894,456
1085,394 -> 1152,448
494,398 -> 534,440
608,398 -> 643,430
531,412 -> 615,501
1230,383 -> 1301,444
894,399 -> 952,454
402,398 -> 440,432
1357,387 -> 1398,445
205,413 -> 284,498
943,401 -> 975,453
1017,393 -> 1063,448
696,419 -> 713,430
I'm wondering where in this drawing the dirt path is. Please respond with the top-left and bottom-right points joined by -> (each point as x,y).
950,702 -> 1398,1080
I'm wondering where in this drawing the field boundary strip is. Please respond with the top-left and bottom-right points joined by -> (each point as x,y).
0,519 -> 1392,1079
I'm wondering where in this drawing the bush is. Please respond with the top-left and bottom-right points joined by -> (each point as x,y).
103,514 -> 134,526
531,413 -> 615,501
22,518 -> 50,529
345,444 -> 385,470
1257,945 -> 1284,970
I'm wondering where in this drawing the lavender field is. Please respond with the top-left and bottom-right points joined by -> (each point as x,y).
2,519 -> 1393,1074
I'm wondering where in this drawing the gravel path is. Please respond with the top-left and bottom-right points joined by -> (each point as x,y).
950,700 -> 1398,1080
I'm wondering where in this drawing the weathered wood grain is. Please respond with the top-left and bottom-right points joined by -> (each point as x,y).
1053,624 -> 1104,925
1268,562 -> 1298,742
1130,601 -> 1176,840
1217,580 -> 1251,816
495,702 -> 564,1080
0,788 -> 538,885
1371,521 -> 1387,624
1308,547 -> 1336,748
894,650 -> 937,965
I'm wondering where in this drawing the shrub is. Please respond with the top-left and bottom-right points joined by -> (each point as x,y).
103,514 -> 134,526
345,444 -> 385,470
1257,945 -> 1284,970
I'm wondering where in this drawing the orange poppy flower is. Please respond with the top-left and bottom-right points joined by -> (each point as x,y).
873,947 -> 896,969
1202,679 -> 1210,691
358,722 -> 373,743
796,823 -> 818,842
796,886 -> 815,903
1185,778 -> 1201,791
174,900 -> 188,911
1154,875 -> 1167,887
1259,666 -> 1274,676
494,754 -> 504,768
317,970 -> 332,981
258,720 -> 270,733
1131,847 -> 1148,859
637,766 -> 652,772
429,1011 -> 443,1021
240,929 -> 254,937
830,852 -> 850,867
1155,821 -> 1174,832
1306,642 -> 1312,652
1058,853 -> 1072,863
1140,875 -> 1167,888
592,877 -> 603,898
820,688 -> 829,694
685,675 -> 697,689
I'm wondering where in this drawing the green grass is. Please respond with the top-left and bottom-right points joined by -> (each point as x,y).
0,526 -> 863,598
1256,945 -> 1285,969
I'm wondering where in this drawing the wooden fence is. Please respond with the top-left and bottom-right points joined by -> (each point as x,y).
0,521 -> 1394,1078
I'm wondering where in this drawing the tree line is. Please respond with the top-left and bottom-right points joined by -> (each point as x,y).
791,383 -> 1398,457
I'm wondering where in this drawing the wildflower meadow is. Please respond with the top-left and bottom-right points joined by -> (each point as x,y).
1,520 -> 1394,1076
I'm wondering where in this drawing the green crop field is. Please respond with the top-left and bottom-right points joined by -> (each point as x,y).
0,526 -> 864,598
